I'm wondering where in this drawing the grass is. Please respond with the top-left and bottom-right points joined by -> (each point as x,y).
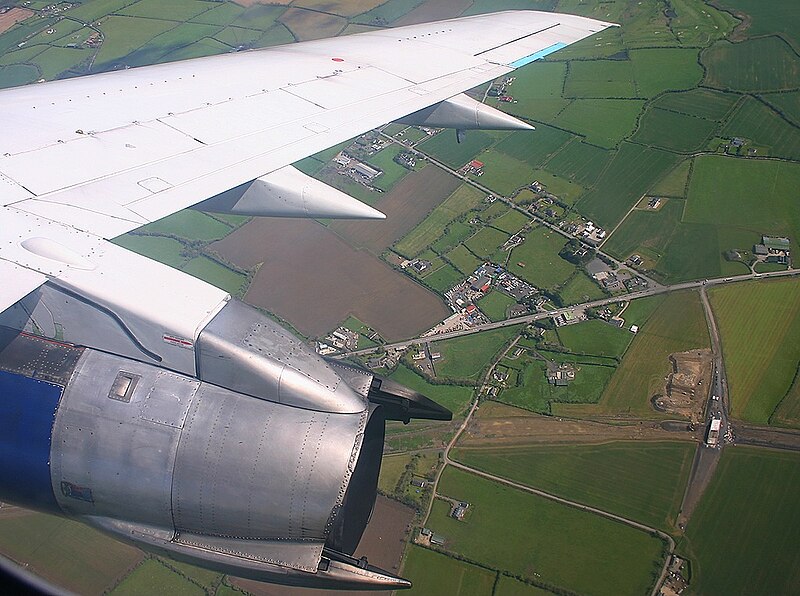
433,326 -> 520,383
390,364 -> 475,417
508,228 -> 575,290
418,130 -> 499,169
446,244 -> 482,275
563,59 -> 636,98
721,96 -> 800,160
561,291 -> 709,418
556,319 -> 633,359
680,447 -> 800,595
474,150 -> 536,197
628,48 -> 704,97
451,441 -> 695,532
142,210 -> 233,241
110,559 -> 204,596
477,291 -> 515,322
432,468 -> 666,596
395,185 -> 484,257
494,125 -> 573,170
558,272 -> 606,305
424,263 -> 463,293
525,169 -> 584,205
498,357 -> 615,414
367,144 -> 413,192
93,16 -> 177,68
603,199 -> 684,264
0,512 -> 143,594
717,0 -> 800,51
464,227 -> 509,260
490,60 -> 569,122
181,256 -> 247,295
355,0 -> 426,25
764,90 -> 800,127
543,139 -> 612,187
0,64 -> 38,88
113,235 -> 188,269
773,369 -> 800,428
632,108 -> 718,152
553,99 -> 645,148
495,576 -> 554,596
403,545 -> 495,596
491,210 -> 529,234
577,143 -> 681,229
652,88 -> 740,121
709,278 -> 800,425
622,295 -> 665,328
702,37 -> 800,92
119,0 -> 212,22
650,159 -> 692,197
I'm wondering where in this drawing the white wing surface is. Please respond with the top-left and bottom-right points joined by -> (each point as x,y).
0,10 -> 613,313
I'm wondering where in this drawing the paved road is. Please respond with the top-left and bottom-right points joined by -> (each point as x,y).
339,268 -> 799,358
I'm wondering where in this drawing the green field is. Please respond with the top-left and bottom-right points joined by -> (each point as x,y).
423,263 -> 463,293
367,144 -> 413,192
431,468 -> 665,596
113,234 -> 188,269
142,210 -> 233,241
390,364 -> 475,416
702,37 -> 800,92
0,512 -> 143,594
508,228 -> 575,290
446,244 -> 483,275
709,278 -> 800,425
477,291 -> 515,322
560,291 -> 709,418
491,209 -> 529,234
564,59 -> 636,98
418,130 -> 501,169
452,441 -> 694,531
577,143 -> 681,229
494,125 -> 573,170
652,88 -> 740,121
632,107 -> 718,152
490,60 -> 568,121
764,90 -> 800,127
628,48 -> 703,97
464,227 -> 509,260
649,159 -> 692,197
721,96 -> 800,160
773,370 -> 800,427
473,150 -> 534,197
433,326 -> 520,383
395,185 -> 484,257
403,545 -> 495,596
557,319 -> 633,359
431,220 -> 474,254
543,139 -> 612,186
111,559 -> 204,596
181,256 -> 247,295
494,576 -> 555,596
681,447 -> 800,595
553,99 -> 645,148
558,271 -> 606,305
603,199 -> 685,266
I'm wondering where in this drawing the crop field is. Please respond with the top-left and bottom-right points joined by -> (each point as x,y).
431,220 -> 474,254
628,48 -> 703,97
474,150 -> 537,197
445,244 -> 482,275
524,169 -> 584,205
292,0 -> 385,18
553,99 -> 645,148
418,130 -> 501,169
477,291 -> 515,322
451,441 -> 694,531
632,108 -> 718,152
773,371 -> 800,428
564,59 -> 636,98
495,577 -> 554,596
709,278 -> 800,425
279,8 -> 346,41
681,447 -> 800,595
719,0 -> 799,49
142,210 -> 233,242
508,228 -> 574,290
113,235 -> 188,269
464,227 -> 509,260
0,512 -> 143,594
423,263 -> 463,293
431,468 -> 665,596
111,559 -> 203,596
356,0 -> 426,25
650,159 -> 692,197
494,125 -> 573,170
684,156 -> 800,256
577,143 -> 681,229
764,90 -> 800,127
498,357 -> 615,414
433,326 -> 520,383
702,37 -> 800,92
402,546 -> 495,596
561,291 -> 709,418
491,60 -> 569,122
542,139 -> 612,187
395,184 -> 484,258
556,319 -> 633,359
621,294 -> 665,328
602,199 -> 683,263
181,256 -> 247,296
653,88 -> 740,121
721,96 -> 800,160
491,210 -> 529,235
558,271 -> 605,305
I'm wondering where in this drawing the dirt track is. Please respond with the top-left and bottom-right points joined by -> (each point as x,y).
211,218 -> 449,340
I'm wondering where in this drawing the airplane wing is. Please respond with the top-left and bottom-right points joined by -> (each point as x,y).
0,10 -> 614,313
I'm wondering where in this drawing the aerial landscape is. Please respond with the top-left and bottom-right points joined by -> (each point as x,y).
0,0 -> 799,594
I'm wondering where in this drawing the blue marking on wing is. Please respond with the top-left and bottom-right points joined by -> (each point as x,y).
509,42 -> 568,68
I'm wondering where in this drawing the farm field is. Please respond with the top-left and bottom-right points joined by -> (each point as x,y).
423,262 -> 463,293
447,244 -> 483,275
402,545 -> 495,596
602,199 -> 684,267
451,441 -> 694,531
418,129 -> 501,169
709,278 -> 800,425
702,37 -> 800,92
563,59 -> 636,98
432,326 -> 520,383
180,256 -> 247,296
558,290 -> 709,418
489,60 -> 569,121
772,373 -> 800,428
651,88 -> 740,121
464,226 -> 509,260
113,235 -> 188,269
477,290 -> 515,322
475,150 -> 541,197
495,576 -> 555,596
649,159 -> 692,197
491,209 -> 529,235
142,210 -> 233,242
764,90 -> 800,127
558,271 -> 606,305
721,96 -> 800,160
390,364 -> 475,417
632,108 -> 717,152
628,48 -> 703,97
110,559 -> 204,596
556,319 -> 634,359
681,447 -> 800,595
508,227 -> 575,290
553,99 -> 644,148
542,139 -> 612,187
494,125 -> 573,170
431,468 -> 665,596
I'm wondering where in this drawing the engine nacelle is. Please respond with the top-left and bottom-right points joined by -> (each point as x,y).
0,327 -> 409,589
